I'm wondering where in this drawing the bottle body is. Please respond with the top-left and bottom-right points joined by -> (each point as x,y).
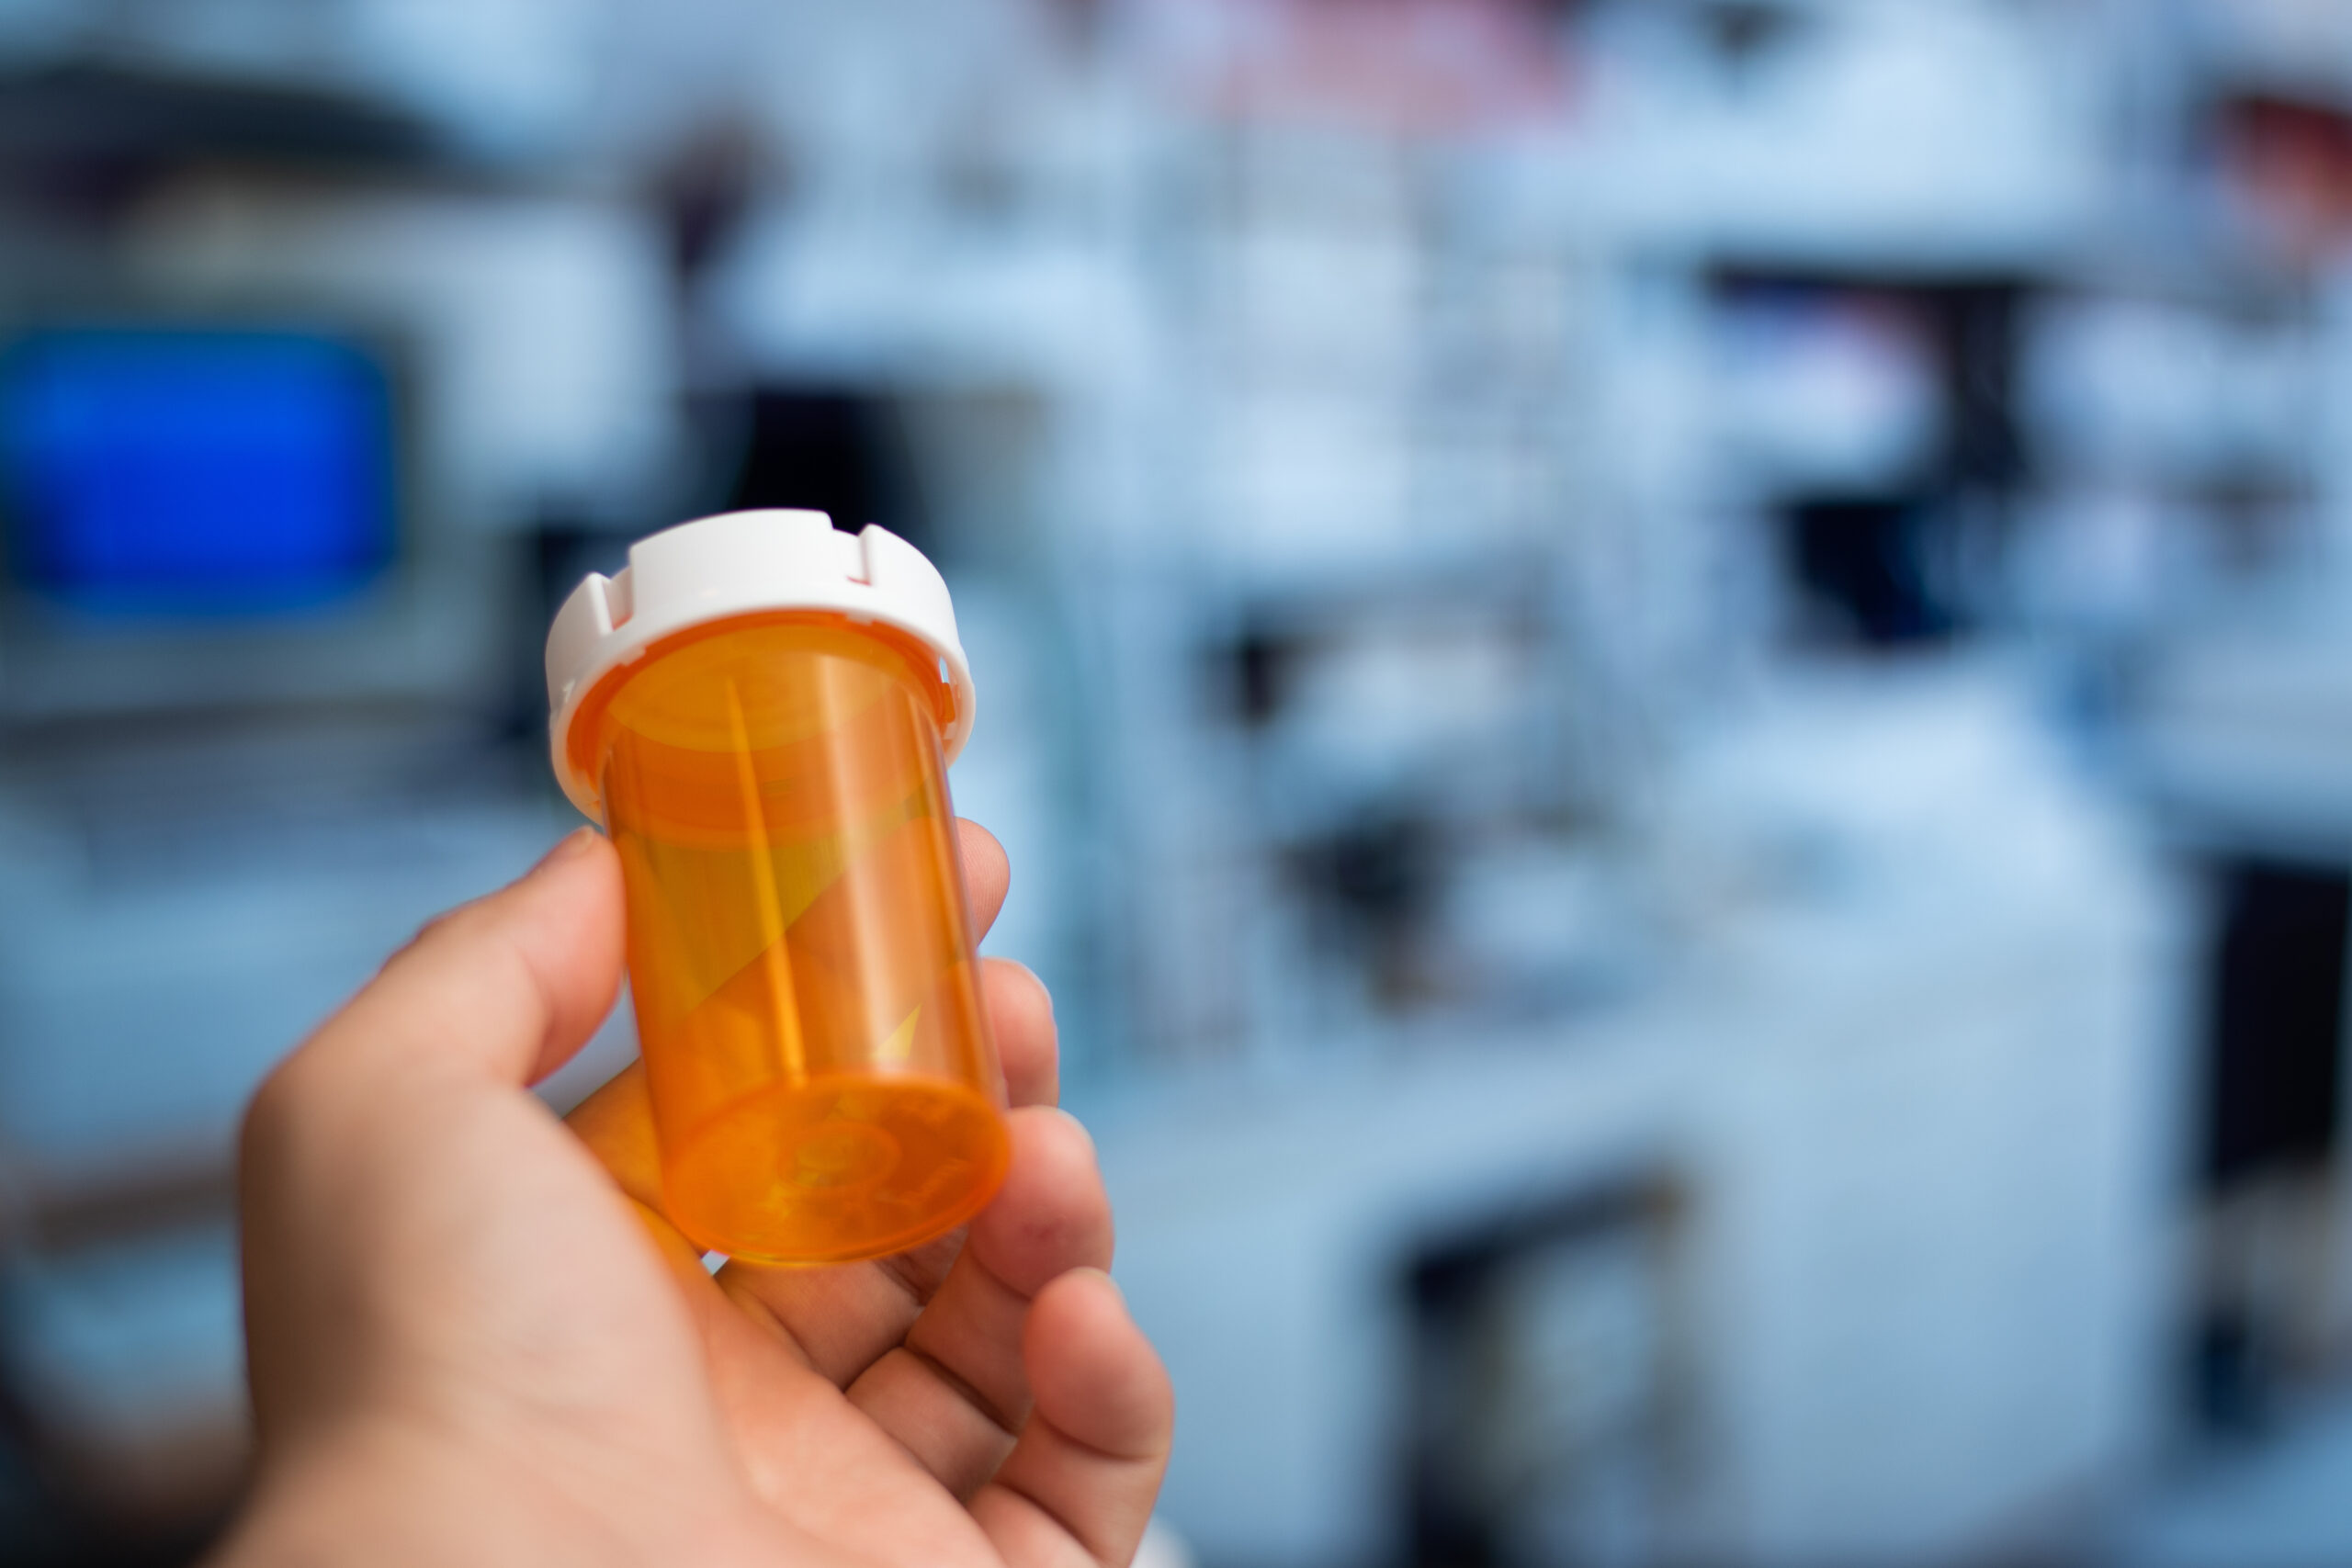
571,610 -> 1008,1264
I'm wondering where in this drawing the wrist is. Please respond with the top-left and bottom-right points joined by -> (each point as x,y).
213,1413 -> 786,1568
212,1416 -> 601,1568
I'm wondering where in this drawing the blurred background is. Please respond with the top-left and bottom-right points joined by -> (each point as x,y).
6,0 -> 2352,1563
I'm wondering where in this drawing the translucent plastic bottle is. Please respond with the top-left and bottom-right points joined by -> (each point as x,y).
546,510 -> 1008,1265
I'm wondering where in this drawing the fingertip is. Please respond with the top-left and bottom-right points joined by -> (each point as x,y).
969,1106 -> 1112,1294
500,829 -> 628,1079
1025,1269 -> 1173,1464
983,958 -> 1059,1109
537,823 -> 605,868
956,818 -> 1011,936
336,826 -> 628,1088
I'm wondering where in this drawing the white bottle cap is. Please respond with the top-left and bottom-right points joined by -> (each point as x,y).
545,508 -> 976,823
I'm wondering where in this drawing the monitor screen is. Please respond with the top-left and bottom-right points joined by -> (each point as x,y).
0,328 -> 396,618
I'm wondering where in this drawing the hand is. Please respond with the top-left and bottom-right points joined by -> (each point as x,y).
216,824 -> 1171,1566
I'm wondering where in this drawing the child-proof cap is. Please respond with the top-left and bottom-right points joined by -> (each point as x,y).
545,508 -> 977,822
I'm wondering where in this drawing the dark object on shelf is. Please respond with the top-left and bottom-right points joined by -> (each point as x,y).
1227,615 -> 1302,728
2202,858 -> 2348,1190
2188,1303 -> 2276,1439
711,387 -> 937,562
1782,493 -> 1952,648
0,62 -> 439,215
1715,268 -> 2030,649
1287,807 -> 1444,1006
1713,269 -> 2029,497
1405,1177 -> 1686,1568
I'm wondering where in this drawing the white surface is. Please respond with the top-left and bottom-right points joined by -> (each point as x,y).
1095,671 -> 2188,1566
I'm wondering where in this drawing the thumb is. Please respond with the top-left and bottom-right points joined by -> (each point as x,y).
308,826 -> 626,1089
236,828 -> 630,1441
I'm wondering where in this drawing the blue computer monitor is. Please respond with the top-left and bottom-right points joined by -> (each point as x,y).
0,327 -> 396,618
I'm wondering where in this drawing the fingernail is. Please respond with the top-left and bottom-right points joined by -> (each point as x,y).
1069,1266 -> 1125,1303
537,826 -> 601,869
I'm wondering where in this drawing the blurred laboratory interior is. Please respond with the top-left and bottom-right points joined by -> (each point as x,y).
13,0 -> 2352,1563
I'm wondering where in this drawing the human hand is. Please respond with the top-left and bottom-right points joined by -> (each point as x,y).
215,825 -> 1171,1566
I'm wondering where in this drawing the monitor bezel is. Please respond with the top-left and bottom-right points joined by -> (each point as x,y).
0,309 -> 506,726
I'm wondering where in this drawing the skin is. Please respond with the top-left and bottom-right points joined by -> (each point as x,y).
211,823 -> 1172,1567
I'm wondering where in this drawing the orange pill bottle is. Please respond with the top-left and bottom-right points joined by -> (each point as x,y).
546,509 -> 1008,1265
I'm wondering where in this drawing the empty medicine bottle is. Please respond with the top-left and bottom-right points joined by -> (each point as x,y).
546,509 -> 1008,1265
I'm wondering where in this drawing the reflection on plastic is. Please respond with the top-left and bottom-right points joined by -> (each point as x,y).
582,612 -> 1008,1264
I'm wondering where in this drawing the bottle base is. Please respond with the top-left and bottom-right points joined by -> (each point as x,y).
661,1074 -> 1011,1266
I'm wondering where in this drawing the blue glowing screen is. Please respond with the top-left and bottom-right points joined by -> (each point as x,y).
0,329 -> 396,615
